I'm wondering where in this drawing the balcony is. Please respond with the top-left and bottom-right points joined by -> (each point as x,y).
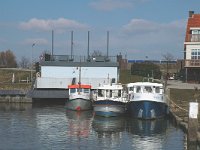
185,59 -> 200,67
185,34 -> 200,42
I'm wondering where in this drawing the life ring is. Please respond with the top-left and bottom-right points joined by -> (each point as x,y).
36,72 -> 40,78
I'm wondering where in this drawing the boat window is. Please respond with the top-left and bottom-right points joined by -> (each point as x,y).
129,87 -> 134,92
84,89 -> 90,93
155,87 -> 160,93
112,90 -> 118,97
70,88 -> 76,93
77,88 -> 82,93
144,86 -> 152,93
110,90 -> 112,98
98,89 -> 103,97
118,90 -> 121,97
136,86 -> 141,93
106,90 -> 109,97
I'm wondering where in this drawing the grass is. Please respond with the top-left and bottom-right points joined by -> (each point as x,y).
0,68 -> 32,90
170,89 -> 198,103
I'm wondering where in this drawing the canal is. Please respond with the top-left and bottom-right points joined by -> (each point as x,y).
0,103 -> 188,150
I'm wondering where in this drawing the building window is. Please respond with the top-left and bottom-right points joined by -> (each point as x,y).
191,30 -> 200,42
192,30 -> 200,34
191,49 -> 200,59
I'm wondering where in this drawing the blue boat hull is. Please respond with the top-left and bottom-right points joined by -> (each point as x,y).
93,100 -> 126,117
127,101 -> 168,119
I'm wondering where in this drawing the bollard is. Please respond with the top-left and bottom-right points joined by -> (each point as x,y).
188,102 -> 198,143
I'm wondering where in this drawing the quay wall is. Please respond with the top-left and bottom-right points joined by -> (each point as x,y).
166,81 -> 200,146
0,90 -> 32,103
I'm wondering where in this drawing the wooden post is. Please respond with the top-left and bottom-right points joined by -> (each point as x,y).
167,88 -> 170,107
188,102 -> 198,143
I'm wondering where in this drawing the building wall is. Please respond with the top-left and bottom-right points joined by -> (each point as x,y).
41,66 -> 118,79
36,66 -> 118,89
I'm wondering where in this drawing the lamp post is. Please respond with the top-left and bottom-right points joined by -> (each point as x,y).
31,43 -> 35,82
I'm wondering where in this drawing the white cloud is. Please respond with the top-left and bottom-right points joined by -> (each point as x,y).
122,18 -> 186,43
19,18 -> 89,33
21,38 -> 49,46
122,19 -> 159,35
123,18 -> 186,34
107,19 -> 187,59
89,0 -> 133,11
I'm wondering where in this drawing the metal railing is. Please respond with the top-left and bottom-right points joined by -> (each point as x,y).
45,55 -> 118,63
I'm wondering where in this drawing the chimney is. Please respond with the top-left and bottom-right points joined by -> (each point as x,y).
189,11 -> 194,17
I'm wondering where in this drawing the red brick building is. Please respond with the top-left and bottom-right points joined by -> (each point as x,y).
184,11 -> 200,83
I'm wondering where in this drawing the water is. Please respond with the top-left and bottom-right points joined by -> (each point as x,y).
0,103 -> 187,150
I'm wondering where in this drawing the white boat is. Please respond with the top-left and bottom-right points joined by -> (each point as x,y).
93,83 -> 128,117
66,84 -> 93,111
66,65 -> 93,111
127,82 -> 168,119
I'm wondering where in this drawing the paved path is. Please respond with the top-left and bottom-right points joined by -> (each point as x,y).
166,80 -> 200,89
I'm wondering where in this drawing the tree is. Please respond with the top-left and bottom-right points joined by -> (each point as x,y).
0,50 -> 17,68
131,62 -> 162,79
19,56 -> 30,68
162,52 -> 174,79
0,51 -> 6,67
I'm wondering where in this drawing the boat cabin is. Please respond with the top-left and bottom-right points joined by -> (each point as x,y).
95,84 -> 127,102
68,84 -> 91,95
127,82 -> 163,94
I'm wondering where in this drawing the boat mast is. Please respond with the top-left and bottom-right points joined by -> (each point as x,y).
52,30 -> 54,57
87,31 -> 90,61
71,31 -> 73,61
107,31 -> 109,58
78,60 -> 81,90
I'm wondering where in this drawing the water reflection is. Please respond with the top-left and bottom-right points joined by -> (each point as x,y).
92,116 -> 125,133
66,110 -> 93,137
127,118 -> 168,136
0,103 -> 186,149
0,103 -> 32,111
127,118 -> 169,150
92,116 -> 126,149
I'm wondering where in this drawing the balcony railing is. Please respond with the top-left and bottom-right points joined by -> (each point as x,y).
185,59 -> 200,67
185,34 -> 200,42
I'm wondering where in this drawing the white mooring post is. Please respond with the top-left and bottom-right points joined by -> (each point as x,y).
188,102 -> 198,144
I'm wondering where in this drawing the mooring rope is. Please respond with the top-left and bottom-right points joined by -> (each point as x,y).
169,98 -> 188,112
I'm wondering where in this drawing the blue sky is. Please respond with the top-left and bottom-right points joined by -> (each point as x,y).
0,0 -> 200,62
